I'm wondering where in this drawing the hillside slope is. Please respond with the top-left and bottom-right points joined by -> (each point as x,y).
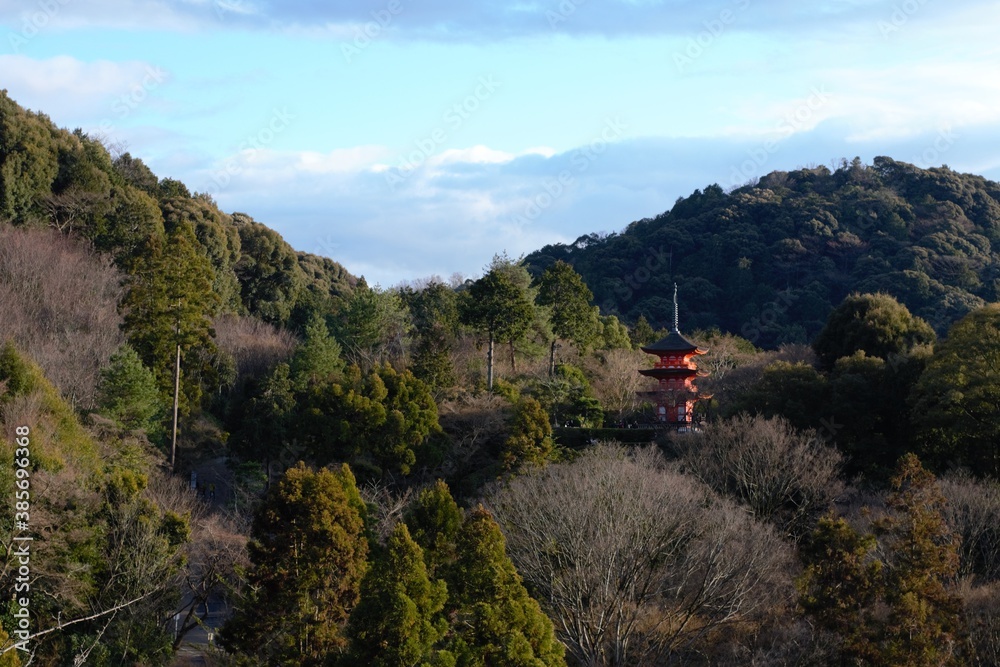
0,90 -> 357,332
525,158 -> 1000,347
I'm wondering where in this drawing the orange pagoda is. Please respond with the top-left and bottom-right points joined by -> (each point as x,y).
638,285 -> 709,430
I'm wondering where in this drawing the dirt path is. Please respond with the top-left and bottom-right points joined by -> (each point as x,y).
188,455 -> 234,509
169,456 -> 237,665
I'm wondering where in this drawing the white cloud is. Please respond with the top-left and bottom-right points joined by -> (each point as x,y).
190,122 -> 1000,286
0,55 -> 171,121
294,146 -> 391,173
829,62 -> 1000,142
429,145 -> 516,166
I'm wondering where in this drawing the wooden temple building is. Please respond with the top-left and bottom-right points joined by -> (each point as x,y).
638,286 -> 709,430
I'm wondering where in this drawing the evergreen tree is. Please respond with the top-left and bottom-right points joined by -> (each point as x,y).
290,312 -> 345,390
827,352 -> 894,477
405,480 -> 464,578
875,453 -> 965,666
725,361 -> 830,431
371,363 -> 443,475
446,507 -> 566,667
535,260 -> 598,376
529,364 -> 604,429
233,219 -> 305,326
411,322 -> 457,391
403,281 -> 460,391
98,184 -> 166,272
228,362 -> 297,480
798,454 -> 967,666
336,281 -> 410,368
813,292 -> 935,370
0,341 -> 37,402
0,90 -> 59,222
911,303 -> 1000,476
121,221 -> 220,416
797,515 -> 883,664
402,280 -> 460,335
220,463 -> 369,666
596,315 -> 632,350
96,344 -> 164,438
160,195 -> 243,314
347,523 -> 451,667
460,265 -> 534,391
629,314 -> 656,348
298,363 -> 441,477
502,397 -> 555,471
0,624 -> 21,667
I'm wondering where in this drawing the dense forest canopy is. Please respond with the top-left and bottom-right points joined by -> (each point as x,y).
526,157 -> 1000,347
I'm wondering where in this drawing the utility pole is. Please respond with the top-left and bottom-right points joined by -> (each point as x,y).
486,331 -> 494,392
171,301 -> 181,472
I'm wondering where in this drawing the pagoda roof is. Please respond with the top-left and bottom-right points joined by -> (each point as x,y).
640,329 -> 707,355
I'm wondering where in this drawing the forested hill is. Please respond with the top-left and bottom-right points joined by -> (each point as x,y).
0,90 -> 357,330
525,158 -> 1000,348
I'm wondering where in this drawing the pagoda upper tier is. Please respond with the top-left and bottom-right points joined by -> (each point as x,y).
638,329 -> 708,380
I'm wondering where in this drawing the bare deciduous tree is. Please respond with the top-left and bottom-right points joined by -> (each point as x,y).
483,444 -> 794,666
172,512 -> 249,649
213,313 -> 296,383
358,481 -> 413,542
962,582 -> 1000,666
941,472 -> 1000,582
589,348 -> 649,419
0,226 -> 123,409
668,414 -> 843,539
42,188 -> 104,234
437,393 -> 511,476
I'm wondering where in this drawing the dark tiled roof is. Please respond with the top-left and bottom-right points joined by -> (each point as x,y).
640,330 -> 707,355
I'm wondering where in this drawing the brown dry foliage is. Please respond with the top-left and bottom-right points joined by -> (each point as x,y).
588,348 -> 649,418
357,481 -> 413,543
668,414 -> 844,539
961,582 -> 1000,666
484,444 -> 795,666
941,472 -> 1000,583
173,510 -> 250,647
0,226 -> 123,409
213,313 -> 296,384
437,393 -> 512,475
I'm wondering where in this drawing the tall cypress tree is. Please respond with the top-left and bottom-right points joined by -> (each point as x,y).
446,507 -> 566,667
346,523 -> 451,667
502,397 -> 555,471
290,312 -> 345,390
405,479 -> 464,579
121,221 -> 220,416
220,463 -> 369,666
96,344 -> 164,438
876,453 -> 966,665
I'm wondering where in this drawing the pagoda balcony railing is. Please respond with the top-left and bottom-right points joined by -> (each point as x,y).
652,361 -> 697,370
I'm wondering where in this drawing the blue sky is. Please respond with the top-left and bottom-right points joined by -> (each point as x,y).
1,0 -> 998,285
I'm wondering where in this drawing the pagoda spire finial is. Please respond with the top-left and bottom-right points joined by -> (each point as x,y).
673,283 -> 679,333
